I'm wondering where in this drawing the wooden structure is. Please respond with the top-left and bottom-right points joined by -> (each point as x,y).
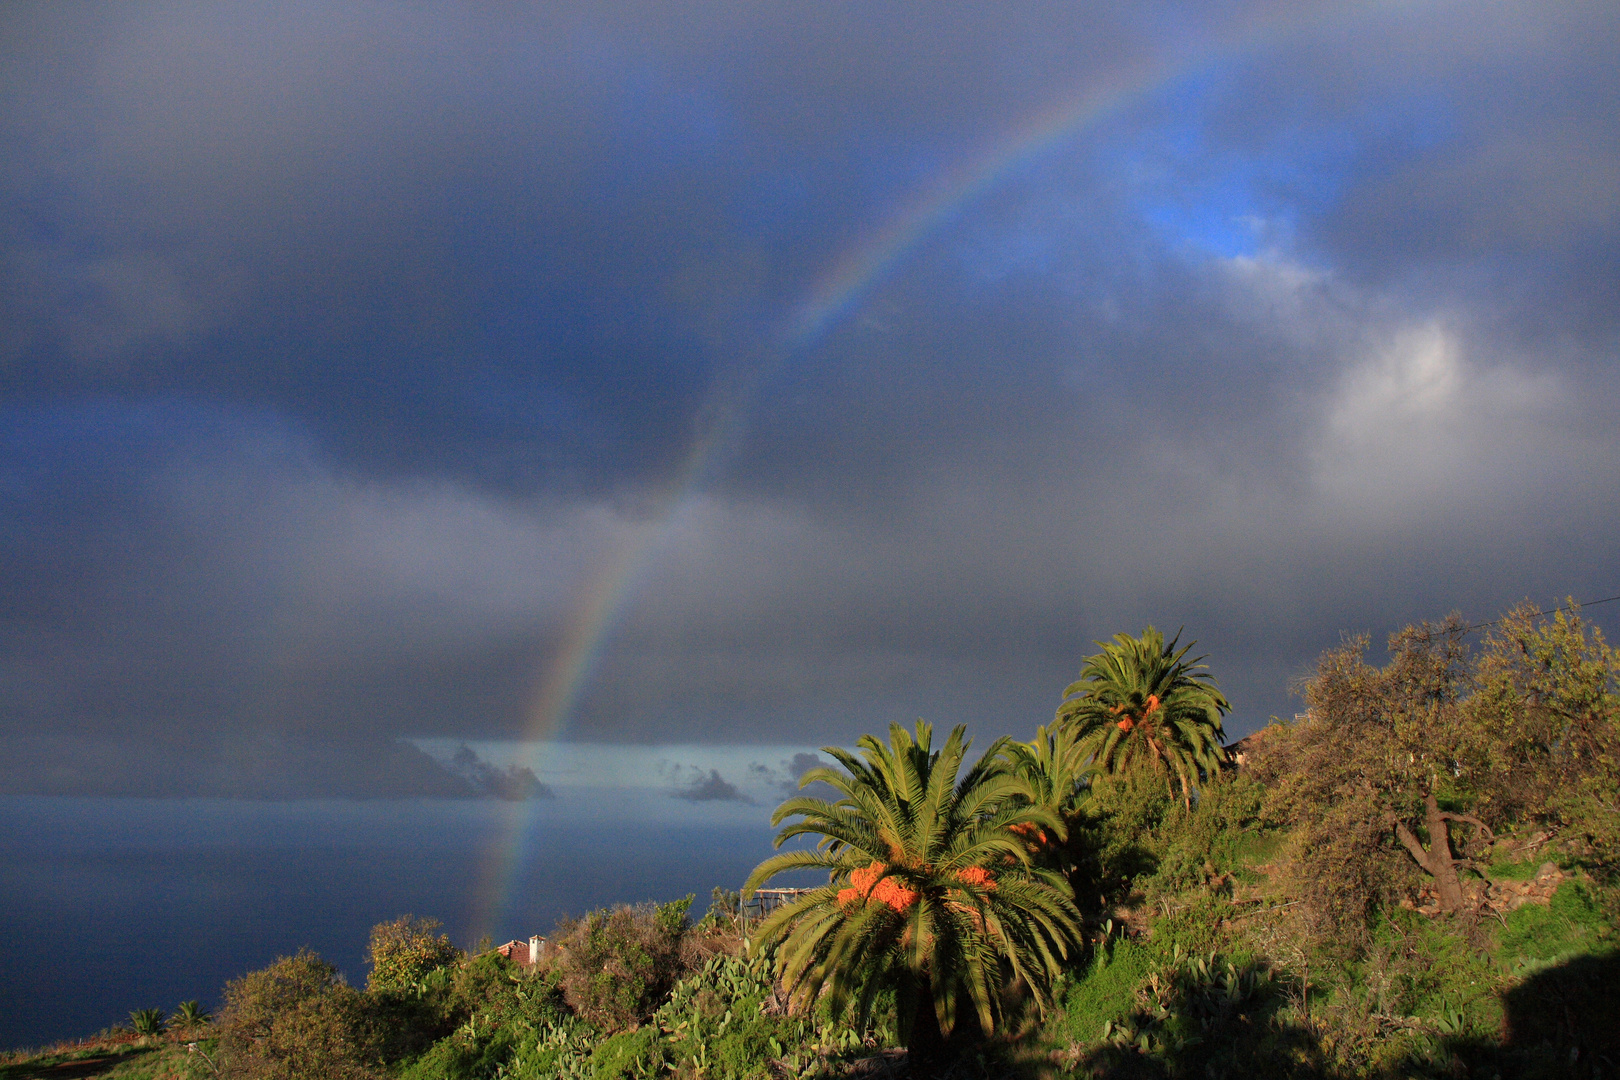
743,887 -> 813,924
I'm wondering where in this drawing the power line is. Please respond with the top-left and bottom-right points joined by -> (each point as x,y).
1464,593 -> 1620,633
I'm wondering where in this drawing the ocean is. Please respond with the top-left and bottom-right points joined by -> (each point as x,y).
0,791 -> 807,1050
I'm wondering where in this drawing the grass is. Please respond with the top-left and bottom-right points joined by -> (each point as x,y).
0,1038 -> 217,1080
1496,879 -> 1615,970
1486,855 -> 1548,881
1045,938 -> 1155,1050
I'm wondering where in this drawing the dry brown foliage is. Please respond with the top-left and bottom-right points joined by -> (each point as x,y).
539,897 -> 701,1032
216,949 -> 385,1080
1252,602 -> 1620,938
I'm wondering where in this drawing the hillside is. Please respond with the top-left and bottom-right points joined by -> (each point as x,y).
4,608 -> 1615,1079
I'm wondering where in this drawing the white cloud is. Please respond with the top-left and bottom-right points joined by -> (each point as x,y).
1310,321 -> 1566,520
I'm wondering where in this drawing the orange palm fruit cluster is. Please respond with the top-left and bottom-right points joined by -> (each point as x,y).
1009,821 -> 1050,846
1113,694 -> 1159,732
838,861 -> 920,912
953,865 -> 997,890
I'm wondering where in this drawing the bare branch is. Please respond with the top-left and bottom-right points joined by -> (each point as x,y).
1437,812 -> 1494,840
1393,821 -> 1432,872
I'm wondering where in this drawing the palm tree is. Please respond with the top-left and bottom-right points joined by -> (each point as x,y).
997,724 -> 1095,875
174,1000 -> 212,1029
129,1007 -> 166,1038
1055,626 -> 1229,807
1001,723 -> 1093,821
744,721 -> 1082,1076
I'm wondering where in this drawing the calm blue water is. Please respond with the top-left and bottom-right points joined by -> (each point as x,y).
0,795 -> 806,1050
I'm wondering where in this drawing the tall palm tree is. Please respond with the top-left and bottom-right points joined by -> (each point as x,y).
744,721 -> 1082,1076
1056,626 -> 1229,807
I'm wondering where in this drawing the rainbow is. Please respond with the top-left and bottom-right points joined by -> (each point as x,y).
469,1 -> 1339,939
785,55 -> 1164,349
468,414 -> 729,938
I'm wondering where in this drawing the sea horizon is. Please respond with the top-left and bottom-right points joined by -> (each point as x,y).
0,789 -> 817,1050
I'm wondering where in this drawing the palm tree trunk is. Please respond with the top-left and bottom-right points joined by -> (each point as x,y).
1146,736 -> 1180,803
906,974 -> 945,1078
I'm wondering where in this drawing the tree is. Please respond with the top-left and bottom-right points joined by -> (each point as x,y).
996,723 -> 1095,882
1055,627 -> 1230,807
1467,604 -> 1619,812
218,949 -> 385,1080
365,915 -> 462,994
744,721 -> 1082,1077
1258,616 -> 1495,923
1465,602 -> 1619,895
1000,722 -> 1093,821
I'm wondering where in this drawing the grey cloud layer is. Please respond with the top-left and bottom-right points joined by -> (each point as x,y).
1,0 -> 1615,796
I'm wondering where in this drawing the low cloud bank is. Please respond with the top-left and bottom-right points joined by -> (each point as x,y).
0,733 -> 553,800
444,744 -> 555,800
664,764 -> 751,804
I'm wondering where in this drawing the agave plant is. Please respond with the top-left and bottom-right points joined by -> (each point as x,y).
1056,626 -> 1229,807
129,1007 -> 167,1037
744,721 -> 1082,1076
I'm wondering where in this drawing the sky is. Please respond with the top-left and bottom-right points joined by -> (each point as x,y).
3,0 -> 1618,802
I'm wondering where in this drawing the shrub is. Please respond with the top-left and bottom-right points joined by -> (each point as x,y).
503,1018 -> 597,1079
652,949 -> 886,1080
656,952 -> 781,1079
449,950 -> 567,1036
698,886 -> 741,932
366,914 -> 463,994
1069,774 -> 1174,908
1051,938 -> 1155,1047
217,949 -> 385,1080
385,950 -> 568,1075
397,1023 -> 525,1080
589,1028 -> 662,1080
547,896 -> 694,1032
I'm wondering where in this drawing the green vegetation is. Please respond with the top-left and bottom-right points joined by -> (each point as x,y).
6,604 -> 1616,1078
368,915 -> 465,994
744,721 -> 1082,1074
127,1009 -> 165,1038
217,948 -> 387,1079
174,1000 -> 212,1030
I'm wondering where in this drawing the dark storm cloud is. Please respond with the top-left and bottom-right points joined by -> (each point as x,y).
2,1 -> 1617,795
446,745 -> 555,801
668,768 -> 750,804
0,730 -> 487,799
0,0 -> 1169,490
